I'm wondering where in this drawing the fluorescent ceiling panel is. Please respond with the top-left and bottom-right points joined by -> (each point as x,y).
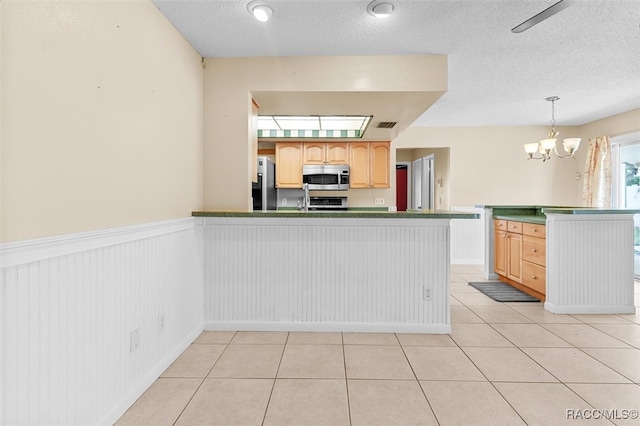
257,116 -> 280,130
258,115 -> 372,131
273,116 -> 320,130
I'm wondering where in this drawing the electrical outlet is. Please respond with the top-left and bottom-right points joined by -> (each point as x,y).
159,312 -> 166,332
374,198 -> 384,205
282,198 -> 287,205
423,286 -> 432,301
130,328 -> 140,352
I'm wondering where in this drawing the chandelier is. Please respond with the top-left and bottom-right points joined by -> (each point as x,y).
524,96 -> 581,161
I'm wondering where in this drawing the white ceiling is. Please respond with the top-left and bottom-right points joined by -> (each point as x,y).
152,0 -> 640,127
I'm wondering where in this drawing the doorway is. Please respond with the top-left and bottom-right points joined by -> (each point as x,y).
396,164 -> 409,211
612,132 -> 640,278
412,154 -> 434,211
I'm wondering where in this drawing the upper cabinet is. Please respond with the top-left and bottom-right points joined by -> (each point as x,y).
275,143 -> 303,188
349,142 -> 390,188
303,142 -> 348,165
275,141 -> 389,189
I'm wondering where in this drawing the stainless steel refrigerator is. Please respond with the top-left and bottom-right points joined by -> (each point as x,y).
252,156 -> 277,210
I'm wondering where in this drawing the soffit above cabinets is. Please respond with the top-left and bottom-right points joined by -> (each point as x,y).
253,91 -> 445,141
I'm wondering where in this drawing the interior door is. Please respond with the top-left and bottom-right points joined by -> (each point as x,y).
412,159 -> 422,210
396,165 -> 408,211
412,155 -> 435,211
422,156 -> 434,210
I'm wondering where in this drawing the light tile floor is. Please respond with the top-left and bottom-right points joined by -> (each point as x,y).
117,265 -> 640,426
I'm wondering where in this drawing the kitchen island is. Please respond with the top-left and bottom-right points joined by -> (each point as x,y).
479,205 -> 640,314
193,210 -> 478,333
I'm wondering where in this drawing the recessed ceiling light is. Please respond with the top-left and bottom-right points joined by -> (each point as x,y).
367,1 -> 395,19
247,1 -> 273,22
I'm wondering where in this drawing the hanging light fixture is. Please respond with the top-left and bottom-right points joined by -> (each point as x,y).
524,96 -> 581,161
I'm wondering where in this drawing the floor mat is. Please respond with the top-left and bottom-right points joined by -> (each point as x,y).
468,281 -> 540,302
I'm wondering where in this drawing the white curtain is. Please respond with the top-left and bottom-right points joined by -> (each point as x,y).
582,136 -> 612,207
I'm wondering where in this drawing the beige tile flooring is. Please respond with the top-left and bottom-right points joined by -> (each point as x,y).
117,265 -> 640,425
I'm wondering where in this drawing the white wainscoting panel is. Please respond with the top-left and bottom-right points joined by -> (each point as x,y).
450,206 -> 484,264
0,218 -> 203,426
545,214 -> 636,314
202,217 -> 451,333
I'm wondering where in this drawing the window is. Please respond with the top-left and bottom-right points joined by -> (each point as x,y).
611,131 -> 640,278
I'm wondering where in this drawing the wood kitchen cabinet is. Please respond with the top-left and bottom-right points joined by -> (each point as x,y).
494,219 -> 522,284
521,222 -> 546,298
275,143 -> 303,188
349,142 -> 390,188
495,219 -> 546,300
303,142 -> 348,165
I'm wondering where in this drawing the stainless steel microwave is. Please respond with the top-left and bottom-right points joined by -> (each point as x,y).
302,164 -> 350,191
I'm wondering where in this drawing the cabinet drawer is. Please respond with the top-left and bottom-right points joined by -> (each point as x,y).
522,235 -> 546,266
495,219 -> 508,231
522,261 -> 546,295
507,221 -> 522,234
523,222 -> 546,238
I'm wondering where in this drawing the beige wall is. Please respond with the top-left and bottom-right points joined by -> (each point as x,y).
578,109 -> 640,142
203,55 -> 447,211
395,109 -> 640,207
394,126 -> 583,207
1,0 -> 203,242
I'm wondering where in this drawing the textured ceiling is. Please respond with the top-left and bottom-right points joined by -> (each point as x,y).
152,0 -> 640,127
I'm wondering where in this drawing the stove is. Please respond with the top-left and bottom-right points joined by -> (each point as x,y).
308,196 -> 348,211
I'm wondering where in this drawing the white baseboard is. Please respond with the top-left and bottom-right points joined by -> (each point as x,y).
544,302 -> 637,315
204,321 -> 452,334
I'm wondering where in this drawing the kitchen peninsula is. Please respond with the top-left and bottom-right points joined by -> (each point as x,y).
479,205 -> 640,315
193,210 -> 478,333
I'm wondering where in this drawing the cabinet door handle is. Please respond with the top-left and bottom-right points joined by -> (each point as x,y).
531,275 -> 537,279
533,228 -> 537,232
532,248 -> 537,252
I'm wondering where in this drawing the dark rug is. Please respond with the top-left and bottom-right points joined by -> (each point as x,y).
468,281 -> 540,302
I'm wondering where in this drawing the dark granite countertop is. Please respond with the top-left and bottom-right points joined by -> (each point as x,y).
494,215 -> 546,225
478,205 -> 640,222
192,210 -> 479,219
541,207 -> 640,215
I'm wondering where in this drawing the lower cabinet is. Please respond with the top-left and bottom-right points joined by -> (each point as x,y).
494,220 -> 522,284
494,219 -> 546,300
507,232 -> 522,283
521,222 -> 546,297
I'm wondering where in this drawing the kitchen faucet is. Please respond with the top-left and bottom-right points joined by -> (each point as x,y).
300,183 -> 310,211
